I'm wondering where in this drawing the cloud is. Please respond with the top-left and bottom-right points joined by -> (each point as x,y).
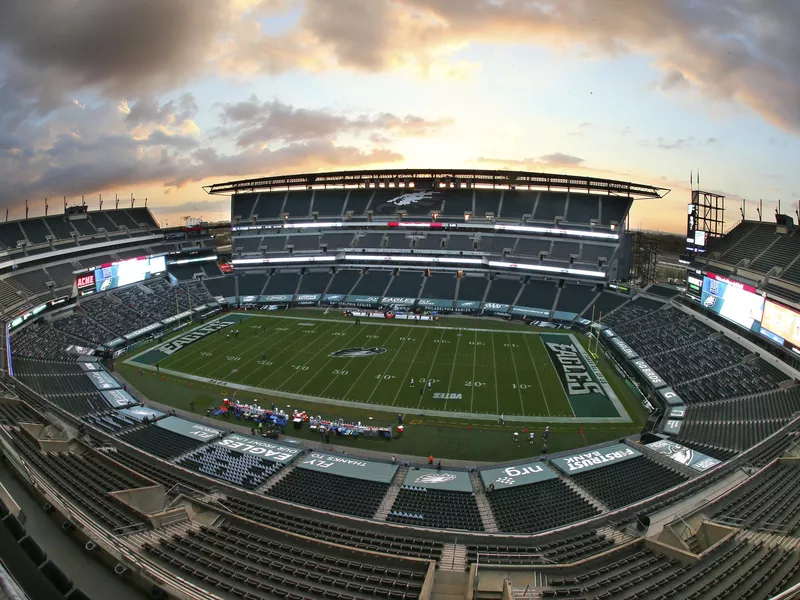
0,93 -> 406,214
216,97 -> 452,147
538,153 -> 585,166
642,136 -> 722,150
474,153 -> 585,169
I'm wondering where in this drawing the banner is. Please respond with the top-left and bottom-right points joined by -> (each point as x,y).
86,370 -> 121,391
215,434 -> 300,464
101,388 -> 137,408
155,416 -> 223,441
455,300 -> 481,310
123,322 -> 163,341
161,311 -> 193,325
78,361 -> 104,372
380,297 -> 417,306
297,452 -> 397,483
511,306 -> 551,318
645,440 -> 721,472
657,387 -> 685,406
344,295 -> 381,305
661,419 -> 683,435
609,336 -> 639,359
552,310 -> 579,321
667,406 -> 686,419
323,294 -> 345,303
260,294 -> 293,303
482,302 -> 510,313
294,294 -> 320,304
417,298 -> 455,309
479,461 -> 558,489
551,443 -> 642,475
403,468 -> 473,492
631,358 -> 667,389
119,406 -> 165,421
601,328 -> 616,338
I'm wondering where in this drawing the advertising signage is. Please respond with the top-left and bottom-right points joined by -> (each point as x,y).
609,336 -> 639,360
215,434 -> 299,464
645,440 -> 721,472
479,461 -> 558,489
760,299 -> 800,353
701,272 -> 764,331
297,453 -> 397,483
403,468 -> 473,492
551,443 -> 642,475
631,358 -> 667,389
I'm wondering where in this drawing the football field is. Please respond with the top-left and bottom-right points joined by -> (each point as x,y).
127,313 -> 631,423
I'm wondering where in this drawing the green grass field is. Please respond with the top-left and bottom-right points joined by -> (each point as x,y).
119,310 -> 647,460
126,312 -> 630,423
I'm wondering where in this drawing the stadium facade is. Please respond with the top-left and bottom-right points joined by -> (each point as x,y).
0,170 -> 798,599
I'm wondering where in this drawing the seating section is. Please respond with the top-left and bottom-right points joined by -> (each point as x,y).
219,497 -> 443,560
582,291 -> 628,320
269,469 -> 389,518
420,273 -> 457,300
82,410 -> 142,433
388,487 -> 483,531
351,270 -> 392,296
487,478 -> 599,533
143,522 -> 427,600
176,445 -> 284,490
11,358 -> 111,415
10,325 -> 87,361
484,277 -> 521,305
555,283 -> 596,315
569,456 -> 687,509
711,462 -> 800,534
10,431 -> 147,532
601,297 -> 665,328
719,223 -> 780,266
0,401 -> 43,425
467,530 -> 614,565
118,424 -> 206,459
542,538 -> 800,600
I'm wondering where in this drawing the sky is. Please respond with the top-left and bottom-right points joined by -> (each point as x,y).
1,0 -> 800,233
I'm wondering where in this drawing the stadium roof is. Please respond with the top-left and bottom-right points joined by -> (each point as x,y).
203,168 -> 670,199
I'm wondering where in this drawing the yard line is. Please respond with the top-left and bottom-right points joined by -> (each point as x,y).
490,331 -> 500,416
183,320 -> 289,374
469,330 -> 478,414
185,321 -> 289,376
443,328 -> 463,412
297,323 -> 369,396
417,329 -> 446,409
340,325 -> 401,401
522,333 -> 551,416
507,332 -> 525,416
269,322 -> 346,390
245,324 -> 329,387
195,322 -> 298,378
367,329 -> 414,403
391,328 -> 431,407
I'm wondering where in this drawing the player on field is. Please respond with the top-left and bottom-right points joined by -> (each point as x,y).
410,378 -> 414,387
427,379 -> 432,391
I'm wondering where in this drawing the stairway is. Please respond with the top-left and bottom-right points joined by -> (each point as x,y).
430,569 -> 469,600
373,466 -> 408,520
439,544 -> 468,572
558,473 -> 609,513
256,459 -> 300,493
469,471 -> 499,532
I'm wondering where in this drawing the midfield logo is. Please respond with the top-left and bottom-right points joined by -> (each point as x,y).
329,347 -> 387,358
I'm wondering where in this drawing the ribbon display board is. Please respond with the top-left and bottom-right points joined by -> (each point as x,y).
297,452 -> 398,483
156,416 -> 223,442
215,434 -> 300,464
631,358 -> 667,389
479,461 -> 558,489
609,336 -> 639,360
402,468 -> 473,492
551,443 -> 642,475
645,439 -> 722,472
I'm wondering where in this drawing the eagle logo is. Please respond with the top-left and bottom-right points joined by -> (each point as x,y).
415,473 -> 456,484
329,347 -> 387,358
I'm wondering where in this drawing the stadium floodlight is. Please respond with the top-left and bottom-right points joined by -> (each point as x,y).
494,223 -> 618,240
344,254 -> 482,265
232,256 -> 336,265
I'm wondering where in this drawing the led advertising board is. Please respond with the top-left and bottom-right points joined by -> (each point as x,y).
701,272 -> 764,331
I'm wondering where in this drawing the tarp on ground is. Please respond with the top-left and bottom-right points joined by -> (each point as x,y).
645,439 -> 722,472
403,468 -> 473,492
101,388 -> 137,408
86,370 -> 121,391
155,416 -> 224,442
215,434 -> 301,464
551,443 -> 642,475
296,452 -> 397,483
479,461 -> 558,489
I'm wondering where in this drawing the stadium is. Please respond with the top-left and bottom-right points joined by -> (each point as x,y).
0,168 -> 799,600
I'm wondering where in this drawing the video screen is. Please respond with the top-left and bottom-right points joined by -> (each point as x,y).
94,256 -> 166,292
700,272 -> 764,331
760,300 -> 800,350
